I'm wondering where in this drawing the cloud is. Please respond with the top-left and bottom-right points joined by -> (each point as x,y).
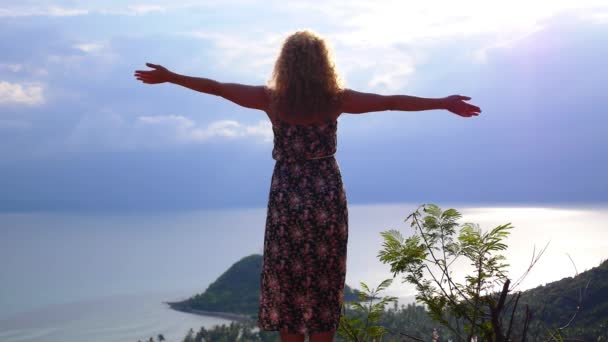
0,63 -> 23,72
586,11 -> 608,24
73,42 -> 105,54
472,26 -> 545,63
126,4 -> 166,14
181,29 -> 420,91
0,63 -> 48,77
167,1 -> 608,92
0,6 -> 88,17
137,115 -> 273,143
278,0 -> 608,89
0,1 -> 254,18
315,0 -> 608,43
357,50 -> 417,91
44,41 -> 117,72
0,81 -> 44,105
64,112 -> 273,151
181,31 -> 283,80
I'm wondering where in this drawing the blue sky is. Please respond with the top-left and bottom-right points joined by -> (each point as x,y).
1,1 -> 607,211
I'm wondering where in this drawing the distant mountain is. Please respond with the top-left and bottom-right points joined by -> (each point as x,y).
517,258 -> 608,338
166,254 -> 361,320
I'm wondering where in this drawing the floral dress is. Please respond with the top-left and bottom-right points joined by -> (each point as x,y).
258,118 -> 349,335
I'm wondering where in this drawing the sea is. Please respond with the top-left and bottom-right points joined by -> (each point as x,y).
1,203 -> 607,341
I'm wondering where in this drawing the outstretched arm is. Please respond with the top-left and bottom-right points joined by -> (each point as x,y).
134,63 -> 269,111
341,89 -> 481,117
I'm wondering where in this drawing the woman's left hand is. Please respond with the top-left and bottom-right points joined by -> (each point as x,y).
134,63 -> 174,84
442,95 -> 482,117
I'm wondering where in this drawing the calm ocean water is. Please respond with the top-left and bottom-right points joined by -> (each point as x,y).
1,203 -> 607,341
0,290 -> 231,342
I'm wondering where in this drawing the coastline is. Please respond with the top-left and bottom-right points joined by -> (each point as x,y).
164,301 -> 253,323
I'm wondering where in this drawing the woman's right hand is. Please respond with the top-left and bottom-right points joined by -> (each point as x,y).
134,63 -> 174,84
442,95 -> 481,117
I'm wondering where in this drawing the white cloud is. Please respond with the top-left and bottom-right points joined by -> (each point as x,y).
0,63 -> 23,72
0,81 -> 44,106
169,1 -> 607,90
137,115 -> 273,143
47,6 -> 87,16
285,0 -> 608,84
245,120 -> 274,141
126,4 -> 166,14
182,29 -> 419,91
472,25 -> 545,63
0,6 -> 88,17
0,1 -> 252,17
182,31 -> 283,80
65,112 -> 273,151
310,0 -> 608,43
0,63 -> 49,76
73,43 -> 105,53
368,65 -> 415,92
47,41 -> 117,71
585,11 -> 608,24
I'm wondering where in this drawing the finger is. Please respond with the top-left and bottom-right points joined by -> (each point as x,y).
135,74 -> 156,81
459,95 -> 471,101
146,62 -> 160,69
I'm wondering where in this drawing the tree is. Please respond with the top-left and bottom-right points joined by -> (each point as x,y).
378,204 -> 545,341
338,279 -> 398,341
182,328 -> 195,342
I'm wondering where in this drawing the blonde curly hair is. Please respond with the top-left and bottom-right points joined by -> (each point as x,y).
267,30 -> 344,123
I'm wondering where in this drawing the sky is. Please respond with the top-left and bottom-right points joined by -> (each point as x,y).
1,0 -> 608,211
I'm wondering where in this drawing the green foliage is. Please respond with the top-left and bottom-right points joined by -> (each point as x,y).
338,279 -> 398,342
515,259 -> 608,340
179,321 -> 280,342
182,328 -> 195,342
378,204 -> 518,341
136,333 -> 166,342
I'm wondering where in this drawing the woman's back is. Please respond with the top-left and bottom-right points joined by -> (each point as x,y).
271,118 -> 338,163
259,114 -> 348,337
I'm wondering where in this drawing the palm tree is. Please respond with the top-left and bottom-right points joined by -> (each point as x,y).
183,328 -> 195,342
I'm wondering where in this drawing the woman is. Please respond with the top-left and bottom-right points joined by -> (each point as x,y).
134,30 -> 480,342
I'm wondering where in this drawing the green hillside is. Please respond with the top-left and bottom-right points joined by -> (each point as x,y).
518,258 -> 608,338
167,254 -> 360,319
